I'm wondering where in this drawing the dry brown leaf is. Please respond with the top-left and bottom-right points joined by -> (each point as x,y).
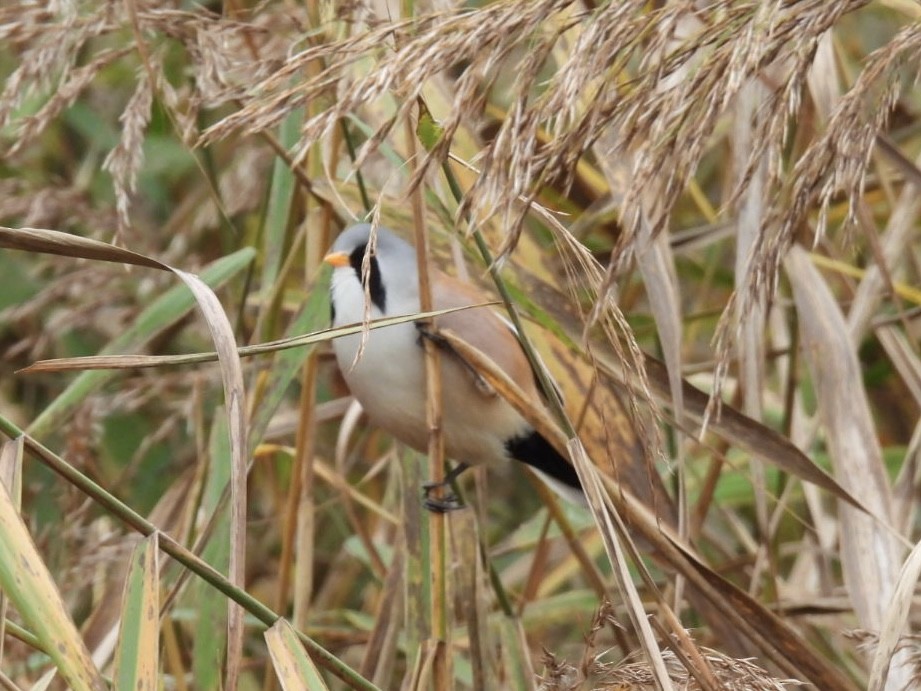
786,245 -> 910,687
0,225 -> 249,687
868,538 -> 921,691
596,354 -> 866,512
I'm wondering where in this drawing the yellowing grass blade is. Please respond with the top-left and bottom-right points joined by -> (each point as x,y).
23,246 -> 255,437
0,435 -> 23,667
787,246 -> 909,686
20,303 -> 495,374
0,225 -> 252,688
0,479 -> 105,690
168,268 -> 248,691
112,533 -> 160,690
868,537 -> 921,691
265,618 -> 331,691
191,414 -> 231,689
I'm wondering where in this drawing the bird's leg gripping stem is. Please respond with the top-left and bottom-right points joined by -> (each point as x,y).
422,462 -> 470,513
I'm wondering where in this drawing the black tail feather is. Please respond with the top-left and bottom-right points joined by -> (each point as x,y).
505,429 -> 582,491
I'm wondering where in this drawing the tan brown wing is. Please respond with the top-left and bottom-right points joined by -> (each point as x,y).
430,272 -> 543,403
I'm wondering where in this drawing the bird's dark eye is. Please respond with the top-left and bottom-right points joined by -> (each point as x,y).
348,243 -> 387,312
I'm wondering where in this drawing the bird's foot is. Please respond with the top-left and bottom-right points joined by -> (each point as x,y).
422,479 -> 466,513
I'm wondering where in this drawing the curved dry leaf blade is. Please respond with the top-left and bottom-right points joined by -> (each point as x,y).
112,533 -> 160,691
868,537 -> 921,691
600,354 -> 867,511
0,226 -> 164,269
0,480 -> 105,691
0,415 -> 375,690
601,476 -> 859,691
503,213 -> 861,511
1,225 -> 250,686
569,439 -> 676,690
786,246 -> 908,682
168,269 -> 248,689
23,247 -> 256,438
664,533 -> 860,691
787,247 -> 901,600
435,328 -> 681,662
266,618 -> 331,691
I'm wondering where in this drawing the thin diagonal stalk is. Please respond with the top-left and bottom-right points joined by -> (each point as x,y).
0,414 -> 379,691
404,111 -> 451,688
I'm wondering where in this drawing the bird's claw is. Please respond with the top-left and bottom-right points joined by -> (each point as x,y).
422,481 -> 466,513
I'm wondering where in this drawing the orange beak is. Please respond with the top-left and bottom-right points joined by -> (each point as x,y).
323,251 -> 350,268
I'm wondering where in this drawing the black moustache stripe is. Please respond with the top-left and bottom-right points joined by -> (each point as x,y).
349,243 -> 387,313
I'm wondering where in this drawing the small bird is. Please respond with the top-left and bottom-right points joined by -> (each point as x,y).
324,223 -> 583,509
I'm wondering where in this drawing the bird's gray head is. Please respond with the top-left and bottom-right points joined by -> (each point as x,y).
326,223 -> 420,322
